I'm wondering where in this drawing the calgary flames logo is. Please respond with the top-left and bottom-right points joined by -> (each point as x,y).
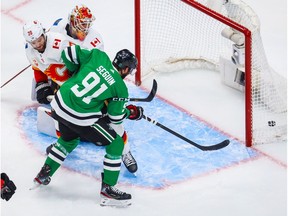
75,5 -> 93,20
44,64 -> 70,84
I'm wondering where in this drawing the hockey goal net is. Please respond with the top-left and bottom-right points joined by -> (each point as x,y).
134,0 -> 287,147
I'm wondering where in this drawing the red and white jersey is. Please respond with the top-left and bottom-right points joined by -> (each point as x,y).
25,19 -> 104,87
25,31 -> 74,85
49,18 -> 104,51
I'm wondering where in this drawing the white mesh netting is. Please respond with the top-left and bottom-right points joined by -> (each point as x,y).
138,0 -> 287,145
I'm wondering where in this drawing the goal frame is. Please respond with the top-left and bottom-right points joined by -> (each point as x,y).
134,0 -> 253,147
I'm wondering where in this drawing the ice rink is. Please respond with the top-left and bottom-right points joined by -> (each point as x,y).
1,0 -> 287,216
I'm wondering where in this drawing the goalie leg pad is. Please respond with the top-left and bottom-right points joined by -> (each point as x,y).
37,106 -> 58,138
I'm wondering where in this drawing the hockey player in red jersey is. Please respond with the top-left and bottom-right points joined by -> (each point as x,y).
23,5 -> 138,173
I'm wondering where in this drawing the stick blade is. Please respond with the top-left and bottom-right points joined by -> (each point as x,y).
198,139 -> 230,151
130,79 -> 157,102
144,79 -> 158,102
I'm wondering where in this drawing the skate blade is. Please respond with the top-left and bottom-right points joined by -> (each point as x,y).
100,197 -> 132,208
29,180 -> 42,190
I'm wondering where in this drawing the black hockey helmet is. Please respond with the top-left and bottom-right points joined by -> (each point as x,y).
112,49 -> 138,75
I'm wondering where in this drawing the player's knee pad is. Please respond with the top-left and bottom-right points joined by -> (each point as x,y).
57,137 -> 80,154
105,135 -> 124,157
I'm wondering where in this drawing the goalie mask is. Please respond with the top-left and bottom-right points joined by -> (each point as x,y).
113,49 -> 138,76
23,20 -> 45,43
68,5 -> 95,41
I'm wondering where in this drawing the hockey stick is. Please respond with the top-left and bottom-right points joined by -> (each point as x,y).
1,64 -> 31,88
47,79 -> 158,102
112,79 -> 157,102
142,115 -> 230,151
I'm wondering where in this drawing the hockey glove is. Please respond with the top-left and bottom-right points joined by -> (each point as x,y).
35,81 -> 53,104
1,173 -> 16,201
126,104 -> 144,120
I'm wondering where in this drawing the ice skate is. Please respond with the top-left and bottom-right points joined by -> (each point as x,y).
30,164 -> 51,190
100,181 -> 132,207
122,151 -> 138,173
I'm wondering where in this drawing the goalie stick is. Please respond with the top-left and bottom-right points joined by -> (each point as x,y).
142,115 -> 230,151
47,79 -> 158,103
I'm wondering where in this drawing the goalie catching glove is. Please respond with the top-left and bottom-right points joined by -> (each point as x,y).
35,81 -> 53,104
1,173 -> 16,201
126,104 -> 143,120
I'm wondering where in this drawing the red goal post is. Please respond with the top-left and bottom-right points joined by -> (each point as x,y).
134,0 -> 287,147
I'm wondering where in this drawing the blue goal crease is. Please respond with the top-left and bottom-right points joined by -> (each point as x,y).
19,82 -> 259,189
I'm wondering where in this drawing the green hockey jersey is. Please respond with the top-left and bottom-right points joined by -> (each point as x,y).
50,45 -> 129,126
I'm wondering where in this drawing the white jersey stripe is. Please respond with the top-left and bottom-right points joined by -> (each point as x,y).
70,45 -> 78,64
48,154 -> 64,164
104,158 -> 122,164
103,165 -> 121,171
50,92 -> 102,126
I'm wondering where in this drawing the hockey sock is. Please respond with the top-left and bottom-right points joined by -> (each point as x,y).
45,137 -> 80,176
103,135 -> 124,186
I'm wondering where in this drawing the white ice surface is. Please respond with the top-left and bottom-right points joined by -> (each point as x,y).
1,0 -> 287,216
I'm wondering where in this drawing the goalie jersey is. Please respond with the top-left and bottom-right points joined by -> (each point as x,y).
49,18 -> 104,51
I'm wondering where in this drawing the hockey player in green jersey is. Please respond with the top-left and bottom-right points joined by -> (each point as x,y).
24,14 -> 138,173
33,45 -> 143,207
